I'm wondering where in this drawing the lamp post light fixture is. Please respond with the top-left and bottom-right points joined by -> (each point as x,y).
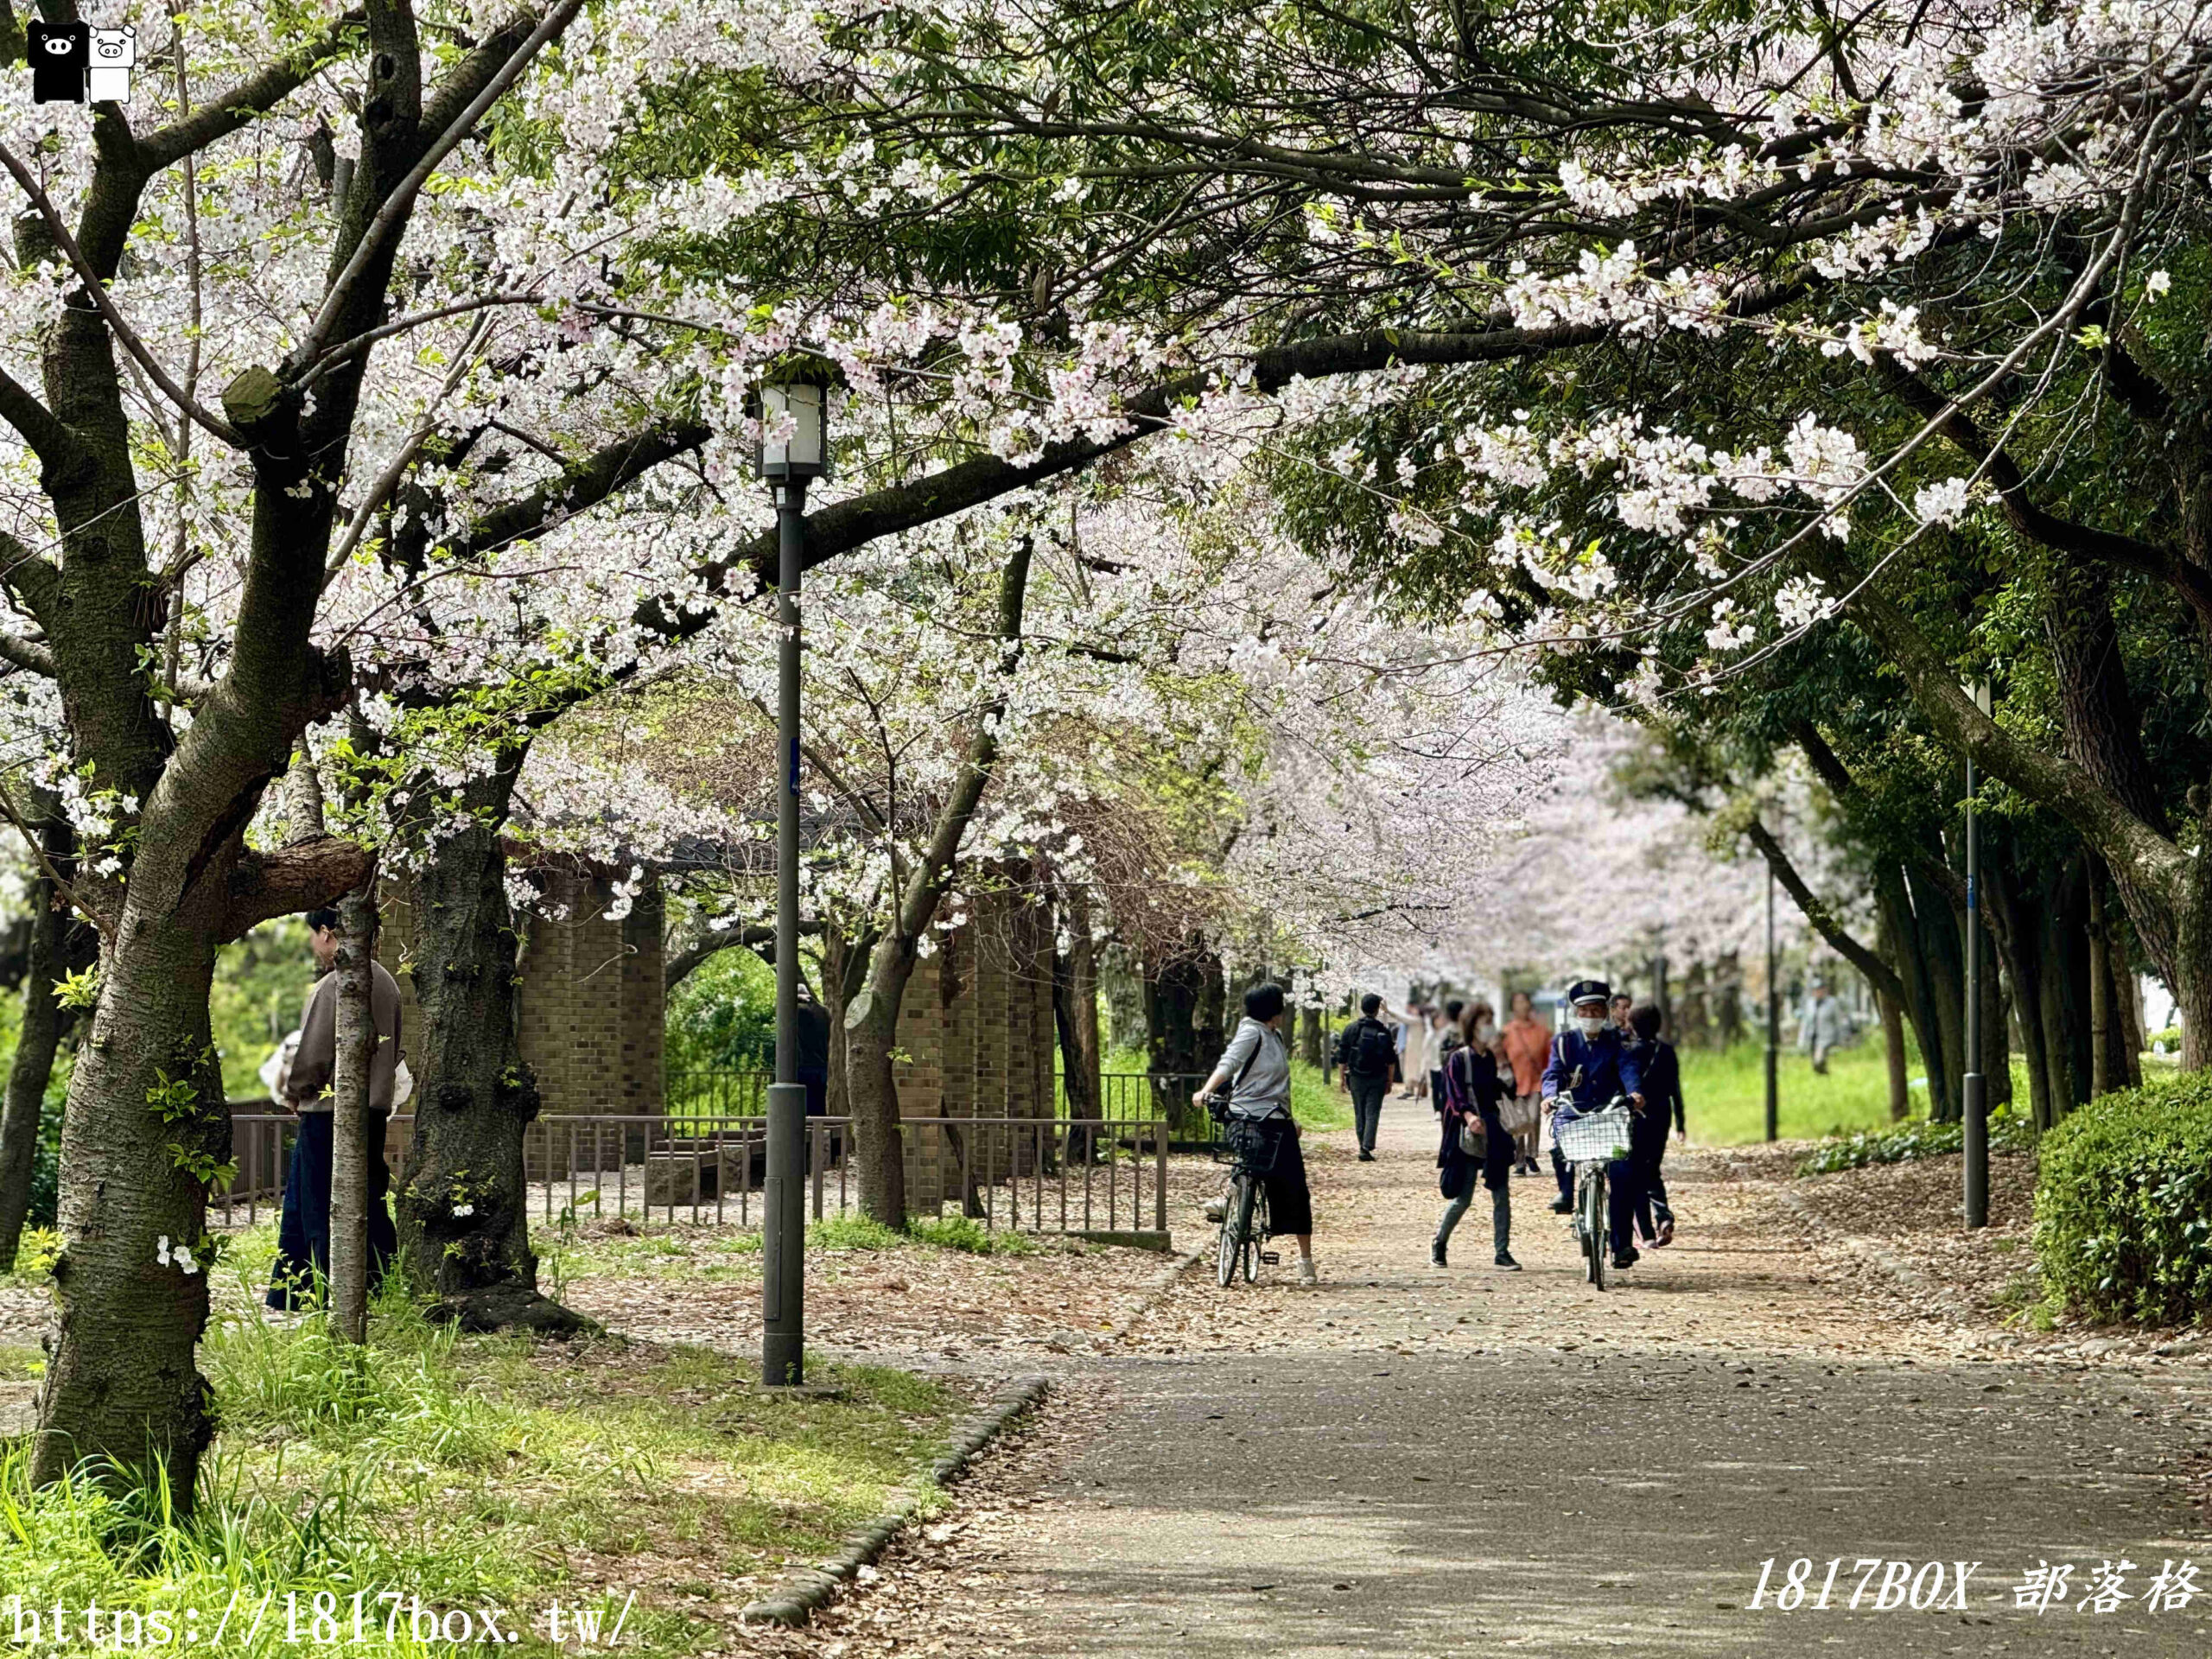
753,364 -> 834,1388
1962,677 -> 1993,1230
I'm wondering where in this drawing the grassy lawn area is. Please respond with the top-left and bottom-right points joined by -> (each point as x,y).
0,1227 -> 972,1656
1681,1034 -> 1914,1145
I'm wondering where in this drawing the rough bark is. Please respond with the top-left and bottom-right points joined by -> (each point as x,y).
0,805 -> 92,1269
1905,861 -> 1967,1122
1143,943 -> 1207,1138
327,873 -> 378,1344
2089,873 -> 2114,1100
1712,951 -> 1743,1048
1194,950 -> 1227,1071
396,770 -> 594,1336
843,537 -> 1036,1227
1100,946 -> 1145,1055
1876,988 -> 1910,1122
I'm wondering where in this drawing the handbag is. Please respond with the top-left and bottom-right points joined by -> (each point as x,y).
1446,1050 -> 1488,1155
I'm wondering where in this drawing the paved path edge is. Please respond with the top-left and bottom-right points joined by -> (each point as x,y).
739,1374 -> 1051,1629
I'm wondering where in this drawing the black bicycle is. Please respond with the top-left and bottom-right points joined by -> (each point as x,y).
1210,1098 -> 1286,1287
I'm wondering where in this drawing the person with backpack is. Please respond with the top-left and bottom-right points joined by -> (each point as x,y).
1433,1000 -> 1520,1270
1624,1001 -> 1685,1245
1334,992 -> 1402,1160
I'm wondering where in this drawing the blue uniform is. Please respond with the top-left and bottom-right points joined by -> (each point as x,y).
1541,1025 -> 1644,1257
1540,1024 -> 1643,1111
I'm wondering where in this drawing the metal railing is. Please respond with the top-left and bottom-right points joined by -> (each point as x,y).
665,1068 -> 771,1122
662,1066 -> 1213,1132
218,1110 -> 1167,1237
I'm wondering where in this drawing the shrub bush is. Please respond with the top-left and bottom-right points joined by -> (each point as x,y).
1796,1105 -> 2033,1175
2034,1071 -> 2212,1326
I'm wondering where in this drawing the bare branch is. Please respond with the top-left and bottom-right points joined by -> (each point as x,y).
294,0 -> 585,370
0,139 -> 241,447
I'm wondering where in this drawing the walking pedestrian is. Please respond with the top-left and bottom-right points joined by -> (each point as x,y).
1424,1004 -> 1452,1112
1500,989 -> 1550,1174
1799,978 -> 1853,1073
1433,1001 -> 1519,1269
1610,991 -> 1635,1035
266,907 -> 404,1312
1334,993 -> 1402,1160
1195,982 -> 1318,1284
1402,1001 -> 1430,1102
1624,1001 -> 1684,1246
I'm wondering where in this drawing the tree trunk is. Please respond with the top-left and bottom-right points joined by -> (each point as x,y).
0,804 -> 91,1271
842,534 -> 1037,1227
1298,1001 -> 1323,1067
1905,861 -> 1967,1122
327,873 -> 378,1344
2120,948 -> 2146,1088
2089,871 -> 2114,1100
396,773 -> 592,1336
843,960 -> 913,1225
1052,943 -> 1094,1122
1713,950 -> 1743,1048
1144,944 -> 1207,1138
1195,949 -> 1226,1069
1067,890 -> 1102,1112
32,889 -> 232,1497
1675,957 -> 1712,1050
819,925 -> 874,1118
1101,944 -> 1145,1055
1986,857 -> 2056,1131
1877,989 -> 1910,1121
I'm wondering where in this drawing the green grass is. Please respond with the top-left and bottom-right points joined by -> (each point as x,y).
1681,1034 -> 1917,1145
0,1263 -> 969,1656
1287,1058 -> 1353,1132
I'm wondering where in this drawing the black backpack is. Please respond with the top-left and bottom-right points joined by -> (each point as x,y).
1351,1019 -> 1395,1076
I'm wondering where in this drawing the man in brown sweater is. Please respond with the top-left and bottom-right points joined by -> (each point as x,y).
266,906 -> 404,1310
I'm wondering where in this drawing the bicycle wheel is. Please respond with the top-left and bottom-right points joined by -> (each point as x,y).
1233,1176 -> 1260,1283
1216,1175 -> 1244,1287
1584,1169 -> 1607,1291
1243,1184 -> 1269,1282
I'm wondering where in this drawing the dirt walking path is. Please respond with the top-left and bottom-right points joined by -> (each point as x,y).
756,1093 -> 2212,1657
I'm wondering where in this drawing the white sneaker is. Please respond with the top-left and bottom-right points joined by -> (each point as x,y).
1295,1258 -> 1318,1287
1203,1198 -> 1226,1224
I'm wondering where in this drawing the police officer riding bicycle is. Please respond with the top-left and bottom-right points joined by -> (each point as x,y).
1541,978 -> 1647,1271
1192,982 -> 1318,1286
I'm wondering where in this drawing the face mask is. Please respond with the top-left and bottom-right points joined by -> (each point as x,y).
1575,1014 -> 1605,1037
1474,1020 -> 1497,1044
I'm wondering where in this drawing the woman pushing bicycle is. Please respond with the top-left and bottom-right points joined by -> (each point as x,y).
1541,978 -> 1647,1273
1192,982 -> 1318,1286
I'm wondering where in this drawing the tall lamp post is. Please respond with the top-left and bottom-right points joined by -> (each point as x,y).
1962,679 -> 1992,1230
1764,867 -> 1779,1142
754,367 -> 831,1387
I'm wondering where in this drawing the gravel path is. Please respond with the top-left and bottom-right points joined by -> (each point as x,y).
772,1094 -> 2212,1657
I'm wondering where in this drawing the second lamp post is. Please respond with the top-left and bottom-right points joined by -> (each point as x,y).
755,367 -> 831,1387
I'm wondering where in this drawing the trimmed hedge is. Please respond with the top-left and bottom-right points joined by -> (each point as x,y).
2034,1071 -> 2212,1326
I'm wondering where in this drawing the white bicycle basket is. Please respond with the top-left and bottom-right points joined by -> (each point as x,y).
1555,1106 -> 1634,1164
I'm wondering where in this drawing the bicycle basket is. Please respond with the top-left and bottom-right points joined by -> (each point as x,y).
1555,1106 -> 1634,1164
1221,1114 -> 1283,1174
